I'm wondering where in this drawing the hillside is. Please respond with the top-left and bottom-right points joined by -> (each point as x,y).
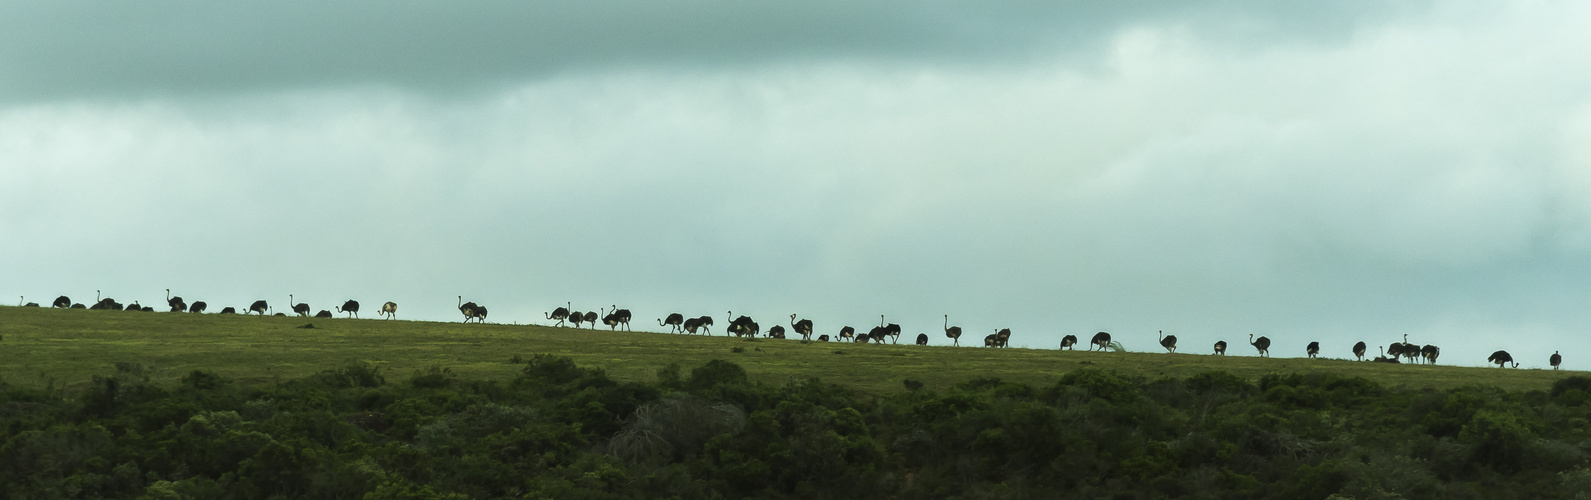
0,306 -> 1574,393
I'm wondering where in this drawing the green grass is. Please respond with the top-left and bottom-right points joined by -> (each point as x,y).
0,305 -> 1578,393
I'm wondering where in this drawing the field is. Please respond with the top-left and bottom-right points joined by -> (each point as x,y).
0,305 -> 1578,393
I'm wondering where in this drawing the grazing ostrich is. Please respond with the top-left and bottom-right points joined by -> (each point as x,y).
611,306 -> 633,331
693,316 -> 714,335
790,314 -> 814,341
1353,341 -> 1367,361
53,295 -> 71,308
220,307 -> 237,314
140,306 -> 154,312
1306,341 -> 1320,359
18,296 -> 39,307
1372,346 -> 1400,363
867,325 -> 889,344
681,316 -> 703,334
1488,350 -> 1517,368
249,300 -> 269,315
984,334 -> 997,347
582,311 -> 597,329
290,295 -> 310,317
337,300 -> 360,318
1213,340 -> 1227,355
1060,335 -> 1078,350
189,301 -> 207,313
125,302 -> 142,311
1249,334 -> 1271,357
768,325 -> 786,339
744,320 -> 761,338
473,305 -> 488,323
1386,343 -> 1405,361
818,334 -> 830,342
727,312 -> 756,337
568,310 -> 586,328
1421,345 -> 1440,365
377,301 -> 397,319
886,323 -> 904,344
994,328 -> 1012,348
915,333 -> 929,345
1090,332 -> 1112,351
166,289 -> 186,313
659,313 -> 685,333
316,310 -> 333,318
1158,330 -> 1178,353
547,303 -> 571,327
856,335 -> 870,344
70,303 -> 85,309
839,326 -> 856,342
1552,351 -> 1563,370
944,315 -> 963,347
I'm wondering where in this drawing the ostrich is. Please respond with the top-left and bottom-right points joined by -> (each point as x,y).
744,320 -> 761,338
611,306 -> 633,331
125,301 -> 142,311
1090,332 -> 1112,351
1306,341 -> 1321,359
582,311 -> 597,329
473,305 -> 488,323
915,333 -> 929,345
70,303 -> 85,309
1488,350 -> 1517,368
1398,334 -> 1420,363
1552,351 -> 1563,370
994,328 -> 1011,348
1421,345 -> 1440,365
220,307 -> 237,314
457,296 -> 482,323
189,301 -> 207,313
886,323 -> 904,344
984,334 -> 997,347
790,314 -> 814,341
140,306 -> 154,312
660,313 -> 685,333
1386,343 -> 1405,361
337,300 -> 360,318
1249,334 -> 1270,357
856,335 -> 870,344
1213,340 -> 1227,355
547,303 -> 571,327
818,334 -> 830,342
944,315 -> 963,347
1158,330 -> 1178,353
838,326 -> 856,342
377,301 -> 397,319
568,310 -> 586,328
727,312 -> 755,337
249,300 -> 269,315
681,316 -> 703,334
867,325 -> 889,344
1060,335 -> 1078,350
289,295 -> 310,317
166,289 -> 187,313
768,325 -> 786,339
316,310 -> 333,318
1372,346 -> 1400,363
695,316 -> 715,335
1352,341 -> 1367,361
53,295 -> 71,308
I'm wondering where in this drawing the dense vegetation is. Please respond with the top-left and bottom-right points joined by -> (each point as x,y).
6,356 -> 1591,499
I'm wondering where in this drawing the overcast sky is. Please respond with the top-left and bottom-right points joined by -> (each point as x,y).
5,1 -> 1591,369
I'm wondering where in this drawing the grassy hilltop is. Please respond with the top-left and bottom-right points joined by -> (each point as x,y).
0,305 -> 1575,392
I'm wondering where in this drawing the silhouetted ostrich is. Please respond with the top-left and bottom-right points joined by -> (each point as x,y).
290,295 -> 310,317
856,335 -> 870,344
599,309 -> 618,330
1090,332 -> 1112,351
887,323 -> 904,344
1158,330 -> 1178,353
839,326 -> 856,342
1060,335 -> 1077,350
378,302 -> 397,319
70,303 -> 85,309
1488,350 -> 1517,368
611,306 -> 632,331
915,333 -> 929,345
994,328 -> 1011,348
548,302 -> 571,327
1213,340 -> 1227,355
984,334 -> 997,347
1397,334 -> 1419,363
744,320 -> 761,338
249,300 -> 269,315
790,314 -> 814,341
1386,343 -> 1405,361
660,313 -> 685,333
140,306 -> 154,312
568,310 -> 586,328
125,301 -> 142,311
695,316 -> 715,335
220,307 -> 237,314
944,315 -> 963,347
458,296 -> 482,323
767,325 -> 786,339
166,289 -> 186,313
582,311 -> 597,329
1306,341 -> 1320,359
727,312 -> 755,337
682,316 -> 703,334
473,306 -> 488,323
337,300 -> 360,318
1372,346 -> 1400,363
189,301 -> 207,313
818,334 -> 830,342
21,296 -> 39,307
316,310 -> 333,318
1420,345 -> 1440,365
1552,351 -> 1563,370
1250,334 -> 1270,357
1353,341 -> 1367,361
867,324 -> 888,343
53,295 -> 71,308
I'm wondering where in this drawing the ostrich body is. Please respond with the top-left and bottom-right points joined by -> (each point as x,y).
316,310 -> 333,318
1090,332 -> 1112,351
768,325 -> 786,339
1158,331 -> 1177,353
568,310 -> 586,328
337,300 -> 360,318
53,296 -> 71,308
839,326 -> 855,341
1420,345 -> 1440,365
220,307 -> 237,314
1552,351 -> 1563,370
867,325 -> 888,343
548,303 -> 571,327
249,300 -> 269,315
984,334 -> 997,347
1060,335 -> 1077,350
944,315 -> 963,346
166,289 -> 187,313
611,306 -> 632,331
1249,334 -> 1270,357
582,311 -> 597,329
378,301 -> 397,319
694,316 -> 715,335
994,328 -> 1011,348
915,333 -> 929,345
727,312 -> 757,337
887,323 -> 904,344
189,301 -> 207,313
601,308 -> 621,330
70,303 -> 85,309
1397,335 -> 1420,363
458,296 -> 483,323
1306,341 -> 1320,359
790,314 -> 814,341
818,334 -> 830,342
290,295 -> 310,317
1488,350 -> 1517,368
1353,341 -> 1367,361
1213,340 -> 1227,355
660,313 -> 685,333
681,317 -> 703,334
1372,346 -> 1400,363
